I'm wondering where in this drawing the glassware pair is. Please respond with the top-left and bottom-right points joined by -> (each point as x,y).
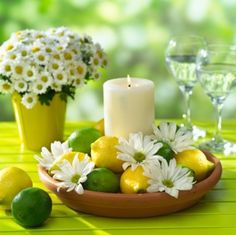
166,36 -> 236,154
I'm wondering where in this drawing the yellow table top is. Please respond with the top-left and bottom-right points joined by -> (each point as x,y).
1,120 -> 236,235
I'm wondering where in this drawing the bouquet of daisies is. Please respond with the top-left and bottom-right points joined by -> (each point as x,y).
0,27 -> 107,108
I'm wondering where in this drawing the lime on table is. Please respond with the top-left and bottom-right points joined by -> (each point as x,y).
91,136 -> 123,173
11,187 -> 52,227
83,168 -> 120,193
68,127 -> 102,154
0,167 -> 32,209
175,149 -> 215,181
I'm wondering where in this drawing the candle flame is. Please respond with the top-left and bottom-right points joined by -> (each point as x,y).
127,75 -> 131,88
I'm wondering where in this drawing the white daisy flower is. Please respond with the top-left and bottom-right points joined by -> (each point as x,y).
0,80 -> 13,94
0,61 -> 13,76
11,63 -> 25,80
152,122 -> 195,153
117,132 -> 163,171
144,158 -> 195,198
34,52 -> 49,65
21,93 -> 37,109
14,80 -> 28,93
89,55 -> 101,68
38,71 -> 53,86
35,141 -> 72,170
73,77 -> 84,88
53,70 -> 68,85
51,155 -> 95,194
24,65 -> 37,81
92,71 -> 101,80
49,60 -> 61,72
75,62 -> 87,78
51,82 -> 62,92
32,81 -> 48,94
63,51 -> 74,62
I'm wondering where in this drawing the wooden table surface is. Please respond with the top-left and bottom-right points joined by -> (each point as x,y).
1,120 -> 236,235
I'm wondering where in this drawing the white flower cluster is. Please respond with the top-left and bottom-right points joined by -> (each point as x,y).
35,141 -> 94,195
0,27 -> 107,108
117,122 -> 195,198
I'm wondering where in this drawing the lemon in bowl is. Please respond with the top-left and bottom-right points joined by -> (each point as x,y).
175,149 -> 215,181
91,136 -> 123,173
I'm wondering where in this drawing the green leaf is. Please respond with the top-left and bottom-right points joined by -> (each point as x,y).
38,88 -> 56,105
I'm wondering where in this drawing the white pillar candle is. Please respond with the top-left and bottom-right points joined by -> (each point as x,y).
103,77 -> 155,138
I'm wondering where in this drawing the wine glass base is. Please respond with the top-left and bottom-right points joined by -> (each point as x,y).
199,138 -> 236,155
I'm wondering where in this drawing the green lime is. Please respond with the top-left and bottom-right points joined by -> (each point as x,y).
83,168 -> 120,193
11,187 -> 52,228
157,141 -> 175,162
68,127 -> 102,154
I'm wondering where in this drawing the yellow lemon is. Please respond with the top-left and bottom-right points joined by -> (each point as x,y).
94,119 -> 104,135
120,166 -> 149,194
91,136 -> 123,173
49,151 -> 86,174
0,167 -> 32,209
175,149 -> 215,181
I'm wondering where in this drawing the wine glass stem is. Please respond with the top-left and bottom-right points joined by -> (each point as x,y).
215,102 -> 223,139
184,90 -> 192,128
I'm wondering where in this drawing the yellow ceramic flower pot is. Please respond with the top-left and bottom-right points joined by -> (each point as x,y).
12,93 -> 66,151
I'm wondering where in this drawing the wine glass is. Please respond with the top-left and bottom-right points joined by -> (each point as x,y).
196,44 -> 236,154
165,35 -> 206,140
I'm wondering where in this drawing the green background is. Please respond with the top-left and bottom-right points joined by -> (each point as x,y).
1,0 -> 236,123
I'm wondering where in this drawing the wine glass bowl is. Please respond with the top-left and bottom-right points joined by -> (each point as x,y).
196,45 -> 236,154
165,35 -> 206,139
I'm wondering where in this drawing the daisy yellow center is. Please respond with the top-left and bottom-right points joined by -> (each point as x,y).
52,63 -> 59,69
3,83 -> 11,90
41,76 -> 48,82
37,84 -> 43,90
64,52 -> 72,60
38,55 -> 45,61
46,48 -> 52,53
133,152 -> 145,162
6,44 -> 14,51
93,58 -> 99,65
76,79 -> 81,85
36,34 -> 44,39
71,174 -> 80,183
70,69 -> 75,76
27,97 -> 33,103
76,66 -> 84,74
18,82 -> 25,88
27,70 -> 33,77
21,50 -> 27,56
57,74 -> 63,80
162,179 -> 174,188
97,50 -> 103,58
10,54 -> 17,60
15,66 -> 23,74
5,64 -> 11,72
32,46 -> 40,53
103,59 -> 108,67
53,54 -> 60,59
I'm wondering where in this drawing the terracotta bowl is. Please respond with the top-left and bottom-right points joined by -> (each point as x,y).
38,151 -> 222,218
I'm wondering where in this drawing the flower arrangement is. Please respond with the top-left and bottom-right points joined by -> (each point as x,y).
0,27 -> 107,108
35,122 -> 215,199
